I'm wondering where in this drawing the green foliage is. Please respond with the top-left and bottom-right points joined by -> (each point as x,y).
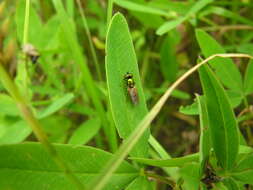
0,143 -> 137,190
1,0 -> 253,189
199,64 -> 239,170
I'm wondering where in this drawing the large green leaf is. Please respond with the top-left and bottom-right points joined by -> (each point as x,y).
106,13 -> 150,157
199,64 -> 239,170
196,29 -> 243,93
0,143 -> 138,190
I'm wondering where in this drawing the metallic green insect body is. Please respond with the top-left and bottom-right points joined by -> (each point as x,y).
124,72 -> 138,105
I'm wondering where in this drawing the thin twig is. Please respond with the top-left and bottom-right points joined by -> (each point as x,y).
201,25 -> 253,32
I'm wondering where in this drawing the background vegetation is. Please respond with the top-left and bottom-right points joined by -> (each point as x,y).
0,0 -> 253,189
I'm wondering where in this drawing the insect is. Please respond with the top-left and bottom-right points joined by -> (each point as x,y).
124,72 -> 138,105
22,43 -> 40,64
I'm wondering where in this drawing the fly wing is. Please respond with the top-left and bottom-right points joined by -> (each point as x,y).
128,87 -> 138,105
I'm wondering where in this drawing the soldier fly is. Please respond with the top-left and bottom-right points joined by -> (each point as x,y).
124,72 -> 138,105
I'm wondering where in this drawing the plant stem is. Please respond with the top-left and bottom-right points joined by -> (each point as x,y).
144,171 -> 176,187
23,0 -> 30,45
107,0 -> 114,28
0,62 -> 85,190
76,0 -> 102,81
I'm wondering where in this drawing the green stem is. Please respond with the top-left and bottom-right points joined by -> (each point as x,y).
144,171 -> 176,187
23,0 -> 30,45
0,63 -> 85,190
107,0 -> 114,28
76,0 -> 102,81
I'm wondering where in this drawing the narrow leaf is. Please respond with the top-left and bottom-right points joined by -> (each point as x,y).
0,120 -> 31,144
196,95 -> 211,176
114,0 -> 172,17
0,94 -> 19,116
179,101 -> 199,115
199,64 -> 239,170
106,13 -> 150,157
156,17 -> 185,35
130,153 -> 199,167
156,0 -> 212,35
196,29 -> 243,92
160,34 -> 178,82
37,93 -> 74,119
244,59 -> 253,95
68,118 -> 101,145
